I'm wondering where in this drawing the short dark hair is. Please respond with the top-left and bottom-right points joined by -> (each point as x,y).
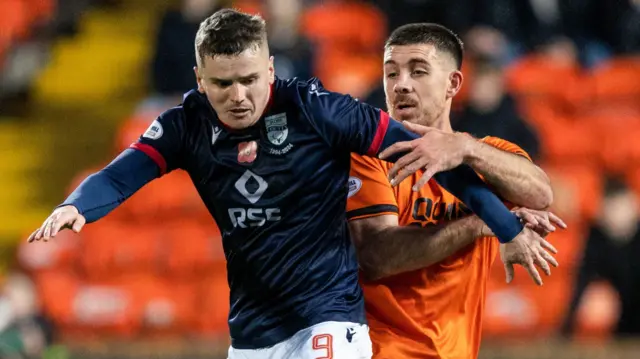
385,23 -> 464,70
195,8 -> 267,65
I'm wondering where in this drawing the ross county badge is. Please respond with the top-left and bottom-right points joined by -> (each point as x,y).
265,113 -> 288,146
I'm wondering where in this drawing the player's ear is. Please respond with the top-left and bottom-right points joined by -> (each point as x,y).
268,56 -> 275,84
194,66 -> 205,93
447,70 -> 463,99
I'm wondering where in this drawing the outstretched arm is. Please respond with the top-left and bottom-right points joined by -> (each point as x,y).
28,107 -> 187,242
27,149 -> 160,242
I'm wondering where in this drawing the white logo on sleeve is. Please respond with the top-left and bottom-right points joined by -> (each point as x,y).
347,177 -> 362,198
143,120 -> 163,140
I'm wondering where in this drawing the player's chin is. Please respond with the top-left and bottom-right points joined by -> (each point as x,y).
222,113 -> 257,129
390,108 -> 419,123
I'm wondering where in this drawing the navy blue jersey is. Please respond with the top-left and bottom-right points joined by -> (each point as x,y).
61,77 -> 523,349
132,78 -> 391,348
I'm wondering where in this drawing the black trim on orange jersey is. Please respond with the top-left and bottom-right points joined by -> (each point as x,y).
347,204 -> 398,220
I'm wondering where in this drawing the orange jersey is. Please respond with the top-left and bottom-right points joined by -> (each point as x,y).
347,137 -> 532,359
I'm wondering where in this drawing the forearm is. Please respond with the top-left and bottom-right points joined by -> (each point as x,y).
358,216 -> 486,280
465,140 -> 552,209
378,120 -> 524,243
61,149 -> 159,222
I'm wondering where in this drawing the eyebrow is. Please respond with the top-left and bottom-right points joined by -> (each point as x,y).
209,73 -> 259,83
384,58 -> 431,67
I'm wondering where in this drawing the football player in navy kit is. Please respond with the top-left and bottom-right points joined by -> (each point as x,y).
28,9 -> 539,359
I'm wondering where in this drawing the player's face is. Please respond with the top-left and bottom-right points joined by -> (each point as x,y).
383,44 -> 462,127
195,44 -> 275,130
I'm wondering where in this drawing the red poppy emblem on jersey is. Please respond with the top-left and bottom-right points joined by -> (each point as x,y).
238,141 -> 258,163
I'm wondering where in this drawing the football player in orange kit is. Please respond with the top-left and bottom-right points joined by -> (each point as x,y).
347,23 -> 567,359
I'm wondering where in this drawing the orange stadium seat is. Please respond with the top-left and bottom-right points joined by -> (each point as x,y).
0,0 -> 29,64
159,220 -> 224,279
195,262 -> 230,336
70,280 -> 139,337
17,229 -> 81,273
0,0 -> 29,40
583,112 -> 640,175
543,162 -> 604,223
232,0 -> 262,16
115,102 -> 170,152
301,1 -> 387,52
34,270 -> 81,327
78,220 -> 163,280
120,274 -> 199,336
483,270 -> 572,338
116,170 -> 211,223
314,50 -> 382,98
589,57 -> 640,111
525,103 -> 598,162
35,273 -> 139,338
26,0 -> 56,24
505,55 -> 588,112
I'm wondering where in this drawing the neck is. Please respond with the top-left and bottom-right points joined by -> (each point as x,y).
430,102 -> 453,132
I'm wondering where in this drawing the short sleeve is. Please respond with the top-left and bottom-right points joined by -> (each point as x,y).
481,136 -> 533,162
346,154 -> 398,221
130,107 -> 186,175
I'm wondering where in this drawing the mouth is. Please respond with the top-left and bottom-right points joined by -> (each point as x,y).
229,108 -> 251,117
394,102 -> 417,112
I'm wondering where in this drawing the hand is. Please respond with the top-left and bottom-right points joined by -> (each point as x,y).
27,205 -> 86,243
512,207 -> 567,237
500,226 -> 559,286
378,121 -> 473,191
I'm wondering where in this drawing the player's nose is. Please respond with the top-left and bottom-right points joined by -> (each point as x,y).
229,83 -> 247,102
393,76 -> 412,94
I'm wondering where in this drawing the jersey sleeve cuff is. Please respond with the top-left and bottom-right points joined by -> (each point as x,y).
130,143 -> 167,175
366,110 -> 390,156
347,204 -> 398,221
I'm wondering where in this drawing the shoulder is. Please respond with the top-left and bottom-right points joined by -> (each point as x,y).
350,153 -> 389,174
349,154 -> 392,188
277,76 -> 357,112
479,136 -> 532,161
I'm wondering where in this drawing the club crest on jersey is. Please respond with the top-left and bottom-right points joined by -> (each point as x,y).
265,113 -> 288,146
238,141 -> 258,163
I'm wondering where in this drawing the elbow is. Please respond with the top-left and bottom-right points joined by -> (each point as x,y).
539,185 -> 554,209
522,170 -> 553,210
536,172 -> 554,209
525,185 -> 553,210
